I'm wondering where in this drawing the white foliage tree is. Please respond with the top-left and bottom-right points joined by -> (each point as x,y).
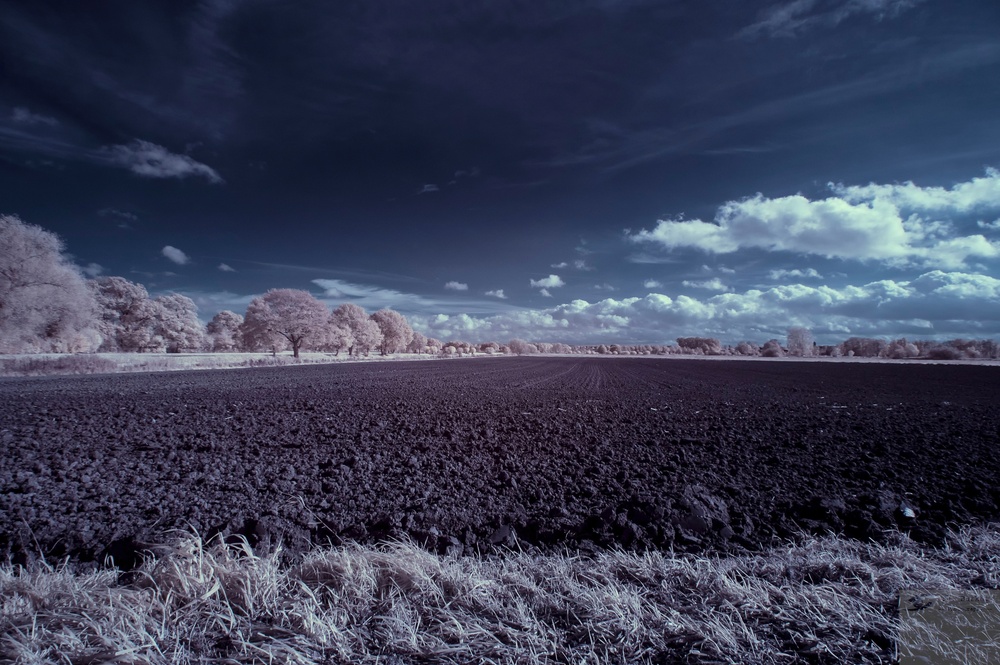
241,289 -> 329,358
370,308 -> 414,356
406,331 -> 428,354
508,338 -> 536,355
331,303 -> 383,357
0,215 -> 100,353
90,276 -> 162,352
153,293 -> 206,353
324,316 -> 353,356
206,310 -> 244,352
786,327 -> 814,357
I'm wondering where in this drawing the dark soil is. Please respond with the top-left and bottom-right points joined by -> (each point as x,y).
2,357 -> 998,568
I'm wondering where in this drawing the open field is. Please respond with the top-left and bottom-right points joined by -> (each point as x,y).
2,357 -> 999,663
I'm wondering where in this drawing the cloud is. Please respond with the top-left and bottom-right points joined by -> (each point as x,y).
485,289 -> 507,299
644,279 -> 663,289
530,274 -> 566,289
218,263 -> 236,272
768,268 -> 823,280
409,270 -> 1000,345
682,278 -> 730,292
162,246 -> 190,265
444,280 -> 469,291
595,283 -> 617,292
80,262 -> 103,277
741,0 -> 924,39
418,184 -> 439,194
312,278 -> 514,315
574,259 -> 594,271
628,169 -> 1000,270
551,262 -> 569,268
104,140 -> 223,183
539,289 -> 552,297
11,107 -> 58,126
980,219 -> 1000,231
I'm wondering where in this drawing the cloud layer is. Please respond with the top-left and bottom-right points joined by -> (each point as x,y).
629,169 -> 1000,269
411,270 -> 1000,344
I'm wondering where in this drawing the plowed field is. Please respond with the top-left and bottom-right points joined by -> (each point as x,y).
2,357 -> 998,567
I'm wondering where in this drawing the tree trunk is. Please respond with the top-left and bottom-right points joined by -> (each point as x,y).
292,341 -> 300,359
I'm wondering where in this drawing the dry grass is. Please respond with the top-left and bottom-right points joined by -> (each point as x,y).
2,527 -> 998,664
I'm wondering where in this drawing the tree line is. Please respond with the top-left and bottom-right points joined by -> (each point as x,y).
2,214 -> 997,360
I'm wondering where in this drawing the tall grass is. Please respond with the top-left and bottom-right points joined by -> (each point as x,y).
2,527 -> 998,663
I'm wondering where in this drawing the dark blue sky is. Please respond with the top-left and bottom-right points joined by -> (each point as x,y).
2,0 -> 999,344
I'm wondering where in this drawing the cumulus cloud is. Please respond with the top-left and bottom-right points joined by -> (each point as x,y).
741,0 -> 924,39
628,169 -> 1000,269
485,289 -> 507,299
530,274 -> 566,289
768,268 -> 823,280
644,279 -> 663,289
444,280 -> 469,291
81,262 -> 103,277
409,270 -> 1000,345
104,140 -> 223,183
12,107 -> 59,126
218,263 -> 236,272
977,219 -> 1000,231
162,246 -> 190,265
682,278 -> 730,292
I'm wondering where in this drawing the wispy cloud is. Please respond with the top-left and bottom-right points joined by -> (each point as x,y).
740,0 -> 925,39
218,263 -> 236,272
162,245 -> 190,265
418,184 -> 439,194
11,107 -> 58,126
80,262 -> 103,277
444,280 -> 468,291
104,140 -> 223,183
682,278 -> 730,292
539,288 -> 553,297
312,278 -> 517,315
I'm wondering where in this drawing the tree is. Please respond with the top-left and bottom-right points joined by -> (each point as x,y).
241,289 -> 329,358
761,339 -> 785,357
676,337 -> 723,355
407,331 -> 428,354
324,317 -> 353,356
508,338 -> 536,355
370,308 -> 414,355
90,276 -> 162,352
0,215 -> 100,353
153,294 -> 205,353
331,303 -> 383,356
786,327 -> 814,357
206,310 -> 244,352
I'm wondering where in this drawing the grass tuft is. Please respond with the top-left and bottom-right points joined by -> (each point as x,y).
2,526 -> 998,663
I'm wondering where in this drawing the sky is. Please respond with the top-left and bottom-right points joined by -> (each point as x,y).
2,0 -> 1000,345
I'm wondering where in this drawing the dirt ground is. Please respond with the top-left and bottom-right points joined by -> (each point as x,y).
2,357 -> 998,567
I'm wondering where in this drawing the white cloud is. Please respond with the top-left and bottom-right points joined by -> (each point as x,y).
595,283 -> 617,292
574,259 -> 594,271
218,263 -> 236,272
485,289 -> 507,299
104,140 -> 223,183
551,262 -> 569,268
81,262 -> 103,277
409,270 -> 1000,345
12,107 -> 59,126
644,279 -> 663,289
741,0 -> 924,39
312,278 -> 514,315
162,246 -> 190,265
977,219 -> 1000,231
530,274 -> 566,289
768,268 -> 823,280
418,184 -> 439,194
445,280 -> 469,291
539,288 -> 553,297
628,169 -> 1000,270
682,278 -> 730,292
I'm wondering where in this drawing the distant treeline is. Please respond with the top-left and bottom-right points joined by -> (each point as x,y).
2,214 -> 997,361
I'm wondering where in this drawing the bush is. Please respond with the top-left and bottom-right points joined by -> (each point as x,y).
926,345 -> 962,360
